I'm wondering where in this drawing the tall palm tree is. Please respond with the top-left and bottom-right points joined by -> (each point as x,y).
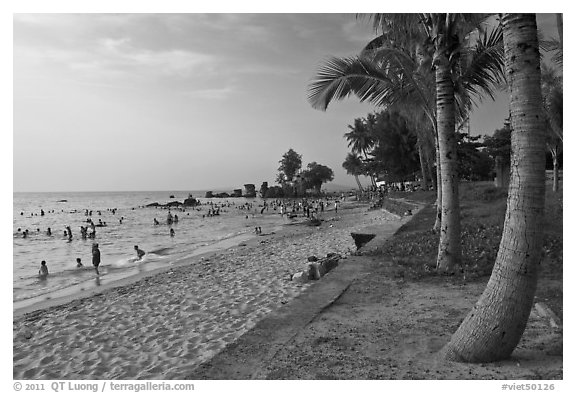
308,14 -> 505,272
540,65 -> 562,192
344,117 -> 377,186
442,13 -> 547,362
342,152 -> 365,191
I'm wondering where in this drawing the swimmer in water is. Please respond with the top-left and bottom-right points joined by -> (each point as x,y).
92,243 -> 101,275
38,260 -> 48,278
134,245 -> 145,260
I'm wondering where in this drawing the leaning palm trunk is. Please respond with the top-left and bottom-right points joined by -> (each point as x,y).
435,62 -> 461,271
442,14 -> 546,362
354,175 -> 364,192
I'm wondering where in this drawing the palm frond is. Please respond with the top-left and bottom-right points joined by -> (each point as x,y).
458,24 -> 506,104
540,38 -> 563,67
308,55 -> 419,111
547,87 -> 563,141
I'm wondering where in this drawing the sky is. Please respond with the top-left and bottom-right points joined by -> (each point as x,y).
11,9 -> 562,192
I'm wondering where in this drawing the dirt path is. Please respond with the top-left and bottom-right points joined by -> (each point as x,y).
190,205 -> 562,380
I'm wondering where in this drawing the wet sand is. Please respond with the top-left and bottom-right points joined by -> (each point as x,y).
13,201 -> 411,380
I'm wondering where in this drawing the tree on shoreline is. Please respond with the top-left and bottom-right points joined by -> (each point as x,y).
342,153 -> 365,191
301,162 -> 334,194
277,148 -> 302,185
368,110 -> 420,183
344,117 -> 377,187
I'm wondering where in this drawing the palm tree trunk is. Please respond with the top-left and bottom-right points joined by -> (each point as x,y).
363,150 -> 377,188
433,140 -> 442,232
443,13 -> 546,362
551,146 -> 559,192
427,152 -> 437,191
418,143 -> 428,190
354,175 -> 364,192
435,61 -> 461,272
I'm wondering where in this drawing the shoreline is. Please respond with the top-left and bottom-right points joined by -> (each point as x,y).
13,200 -> 413,380
13,229 -> 261,317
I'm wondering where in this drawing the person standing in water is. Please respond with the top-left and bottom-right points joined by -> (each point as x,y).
134,245 -> 145,260
92,243 -> 101,275
38,260 -> 48,278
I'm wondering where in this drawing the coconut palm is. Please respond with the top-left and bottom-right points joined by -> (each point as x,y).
342,152 -> 365,191
308,14 -> 505,272
344,117 -> 377,186
442,13 -> 547,362
540,65 -> 563,192
391,102 -> 437,191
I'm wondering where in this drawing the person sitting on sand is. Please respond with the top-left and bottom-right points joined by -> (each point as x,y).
170,228 -> 175,237
38,260 -> 48,278
92,243 -> 101,275
134,245 -> 145,260
76,257 -> 83,268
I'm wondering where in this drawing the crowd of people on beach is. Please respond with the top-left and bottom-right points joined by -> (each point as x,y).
18,193 -> 350,282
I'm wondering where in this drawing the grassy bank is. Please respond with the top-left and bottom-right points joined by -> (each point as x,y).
374,181 -> 563,318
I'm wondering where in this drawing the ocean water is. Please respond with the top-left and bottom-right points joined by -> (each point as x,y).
13,191 -> 286,310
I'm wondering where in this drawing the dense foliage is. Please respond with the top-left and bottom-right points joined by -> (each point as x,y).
277,148 -> 302,183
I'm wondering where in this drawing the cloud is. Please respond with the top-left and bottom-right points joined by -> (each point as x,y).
181,86 -> 236,100
94,37 -> 216,77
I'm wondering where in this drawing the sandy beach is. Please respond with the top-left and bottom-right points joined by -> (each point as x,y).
13,201 -> 413,380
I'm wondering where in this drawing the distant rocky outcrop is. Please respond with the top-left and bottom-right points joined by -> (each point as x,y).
259,182 -> 268,198
244,184 -> 257,198
183,196 -> 200,206
145,194 -> 200,208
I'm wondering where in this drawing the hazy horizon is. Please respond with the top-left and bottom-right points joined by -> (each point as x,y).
12,181 -> 361,194
13,12 -> 559,193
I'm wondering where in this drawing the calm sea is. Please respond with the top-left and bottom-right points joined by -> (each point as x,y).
13,191 -> 286,310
